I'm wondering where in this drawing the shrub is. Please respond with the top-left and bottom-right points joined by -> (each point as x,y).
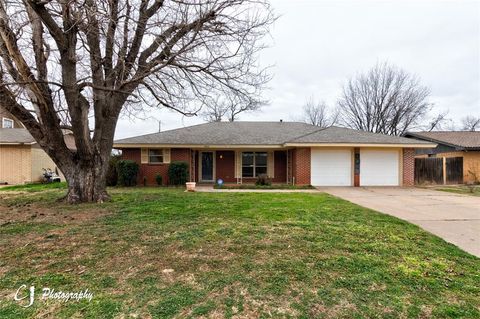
255,173 -> 272,186
168,161 -> 189,186
106,155 -> 121,186
116,160 -> 139,186
156,174 -> 163,186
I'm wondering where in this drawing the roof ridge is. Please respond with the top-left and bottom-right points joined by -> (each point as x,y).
115,121 -> 318,142
286,125 -> 332,142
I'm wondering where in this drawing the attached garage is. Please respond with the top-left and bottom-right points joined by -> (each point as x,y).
360,149 -> 400,186
311,148 -> 352,186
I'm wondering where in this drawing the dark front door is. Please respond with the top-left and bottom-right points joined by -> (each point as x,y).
201,152 -> 214,181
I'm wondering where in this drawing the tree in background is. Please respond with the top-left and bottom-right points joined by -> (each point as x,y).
0,0 -> 273,202
425,111 -> 451,132
301,97 -> 338,127
202,95 -> 264,122
337,62 -> 431,136
461,116 -> 480,131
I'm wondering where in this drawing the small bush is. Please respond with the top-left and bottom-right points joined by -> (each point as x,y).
116,160 -> 139,186
106,155 -> 121,186
168,161 -> 189,186
156,174 -> 163,186
255,173 -> 272,186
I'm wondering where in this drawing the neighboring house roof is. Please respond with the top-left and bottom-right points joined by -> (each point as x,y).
0,128 -> 36,144
405,131 -> 480,150
114,122 -> 434,147
0,128 -> 77,150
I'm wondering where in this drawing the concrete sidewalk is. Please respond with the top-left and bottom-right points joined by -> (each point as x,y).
195,185 -> 320,193
319,187 -> 480,257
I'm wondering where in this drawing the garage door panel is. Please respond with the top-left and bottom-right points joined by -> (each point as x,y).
311,149 -> 352,186
360,150 -> 399,186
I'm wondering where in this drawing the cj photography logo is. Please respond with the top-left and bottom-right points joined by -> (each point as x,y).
14,284 -> 93,308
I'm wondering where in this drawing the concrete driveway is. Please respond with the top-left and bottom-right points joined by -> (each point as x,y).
319,187 -> 480,257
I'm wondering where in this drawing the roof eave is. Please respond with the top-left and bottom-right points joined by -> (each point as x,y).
404,133 -> 478,149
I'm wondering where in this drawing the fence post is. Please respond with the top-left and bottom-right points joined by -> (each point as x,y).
442,157 -> 447,185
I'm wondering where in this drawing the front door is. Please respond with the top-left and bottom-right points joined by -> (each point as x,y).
201,152 -> 214,181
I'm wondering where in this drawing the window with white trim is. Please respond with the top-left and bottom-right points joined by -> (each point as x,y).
2,117 -> 14,128
148,149 -> 164,163
242,152 -> 267,177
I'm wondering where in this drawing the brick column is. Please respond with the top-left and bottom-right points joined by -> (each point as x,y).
402,148 -> 415,186
293,147 -> 311,185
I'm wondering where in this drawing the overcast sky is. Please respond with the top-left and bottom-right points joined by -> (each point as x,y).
115,0 -> 480,139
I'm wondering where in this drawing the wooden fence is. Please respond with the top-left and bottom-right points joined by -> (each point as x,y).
415,157 -> 463,185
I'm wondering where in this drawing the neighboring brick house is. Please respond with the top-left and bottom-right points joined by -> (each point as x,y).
114,122 -> 434,187
0,107 -> 24,129
405,131 -> 480,184
0,106 -> 75,185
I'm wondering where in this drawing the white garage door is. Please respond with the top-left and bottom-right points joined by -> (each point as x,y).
311,149 -> 352,186
360,149 -> 399,186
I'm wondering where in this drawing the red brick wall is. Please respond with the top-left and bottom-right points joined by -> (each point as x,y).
216,151 -> 236,182
292,147 -> 311,185
273,150 -> 287,183
402,148 -> 415,186
120,148 -> 191,186
287,149 -> 293,184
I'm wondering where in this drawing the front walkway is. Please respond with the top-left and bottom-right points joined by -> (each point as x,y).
319,187 -> 480,257
195,185 -> 320,193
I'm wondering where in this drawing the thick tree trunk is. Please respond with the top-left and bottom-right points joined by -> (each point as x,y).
62,154 -> 111,204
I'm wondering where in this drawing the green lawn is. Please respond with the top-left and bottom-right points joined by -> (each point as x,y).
0,185 -> 478,318
435,185 -> 480,197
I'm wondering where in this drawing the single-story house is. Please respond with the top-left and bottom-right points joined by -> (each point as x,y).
113,121 -> 435,187
0,105 -> 78,185
404,131 -> 480,184
0,128 -> 64,184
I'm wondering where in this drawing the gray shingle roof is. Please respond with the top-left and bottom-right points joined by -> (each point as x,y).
0,128 -> 36,144
405,131 -> 480,150
115,122 -> 432,146
290,126 -> 431,145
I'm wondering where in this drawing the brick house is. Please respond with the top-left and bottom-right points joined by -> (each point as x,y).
404,131 -> 480,184
114,122 -> 434,187
0,106 -> 75,185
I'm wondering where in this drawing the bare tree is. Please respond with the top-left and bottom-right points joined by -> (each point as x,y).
338,62 -> 432,136
202,94 -> 263,122
0,0 -> 274,203
301,97 -> 338,127
426,111 -> 450,132
461,115 -> 480,131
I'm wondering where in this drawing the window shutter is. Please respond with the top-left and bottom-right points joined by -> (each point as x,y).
141,148 -> 149,164
235,151 -> 242,178
267,151 -> 275,178
163,149 -> 171,163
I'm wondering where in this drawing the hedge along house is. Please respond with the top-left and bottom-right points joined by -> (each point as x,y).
113,122 -> 435,187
